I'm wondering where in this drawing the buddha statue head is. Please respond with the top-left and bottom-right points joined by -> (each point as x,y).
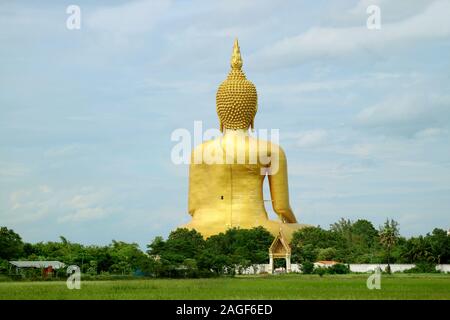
216,39 -> 258,132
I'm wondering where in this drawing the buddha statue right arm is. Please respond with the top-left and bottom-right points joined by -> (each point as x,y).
268,146 -> 298,223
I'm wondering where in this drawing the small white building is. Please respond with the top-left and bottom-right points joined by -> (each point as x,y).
9,260 -> 66,277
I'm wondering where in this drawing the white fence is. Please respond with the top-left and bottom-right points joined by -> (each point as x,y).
436,264 -> 450,273
349,264 -> 415,273
238,264 -> 450,274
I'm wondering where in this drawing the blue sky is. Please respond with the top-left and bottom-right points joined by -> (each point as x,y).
1,0 -> 449,248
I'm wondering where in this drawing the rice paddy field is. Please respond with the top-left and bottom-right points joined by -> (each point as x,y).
0,274 -> 449,300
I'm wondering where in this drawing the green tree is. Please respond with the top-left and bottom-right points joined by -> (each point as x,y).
23,243 -> 35,258
403,236 -> 434,263
428,228 -> 450,264
110,261 -> 132,275
292,226 -> 339,249
0,227 -> 24,260
182,258 -> 199,277
109,240 -> 147,274
201,227 -> 273,274
197,249 -> 231,275
379,219 -> 400,273
147,236 -> 165,258
155,228 -> 205,264
92,247 -> 114,273
330,218 -> 353,244
300,261 -> 315,274
317,247 -> 337,261
291,227 -> 340,263
352,219 -> 379,248
87,260 -> 98,275
327,263 -> 350,274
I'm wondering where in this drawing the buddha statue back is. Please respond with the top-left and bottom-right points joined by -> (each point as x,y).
181,39 -> 309,241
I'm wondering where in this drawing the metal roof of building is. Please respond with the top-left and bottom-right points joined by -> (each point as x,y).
9,261 -> 66,269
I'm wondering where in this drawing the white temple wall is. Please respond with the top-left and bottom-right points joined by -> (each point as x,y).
237,264 -> 450,274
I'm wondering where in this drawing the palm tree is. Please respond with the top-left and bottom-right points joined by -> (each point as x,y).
379,219 -> 400,274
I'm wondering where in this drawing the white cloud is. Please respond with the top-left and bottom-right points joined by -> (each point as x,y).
1,1 -> 449,241
44,144 -> 83,157
296,129 -> 328,148
355,94 -> 450,136
251,0 -> 450,69
86,0 -> 171,43
339,143 -> 375,158
0,162 -> 29,177
57,188 -> 113,223
139,78 -> 214,95
58,207 -> 106,223
261,79 -> 358,94
5,186 -> 113,224
289,160 -> 375,178
414,127 -> 447,139
260,72 -> 408,95
347,0 -> 435,23
38,185 -> 52,194
357,95 -> 426,125
7,187 -> 56,223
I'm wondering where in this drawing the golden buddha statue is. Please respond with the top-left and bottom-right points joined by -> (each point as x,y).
181,39 -> 308,242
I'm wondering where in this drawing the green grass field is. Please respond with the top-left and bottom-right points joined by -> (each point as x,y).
0,274 -> 449,300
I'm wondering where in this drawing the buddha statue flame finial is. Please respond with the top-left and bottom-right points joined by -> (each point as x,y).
231,38 -> 243,70
216,38 -> 258,132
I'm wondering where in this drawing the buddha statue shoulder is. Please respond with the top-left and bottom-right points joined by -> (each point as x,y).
181,39 -> 308,241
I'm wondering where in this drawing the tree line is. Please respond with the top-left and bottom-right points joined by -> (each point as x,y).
1,218 -> 449,278
291,219 -> 449,273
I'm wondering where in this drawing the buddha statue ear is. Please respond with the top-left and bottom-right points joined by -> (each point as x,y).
220,121 -> 224,132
